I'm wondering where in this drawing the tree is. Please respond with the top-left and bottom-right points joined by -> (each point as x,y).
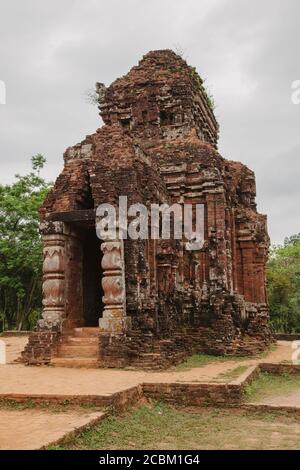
284,233 -> 300,247
267,235 -> 300,332
0,156 -> 51,330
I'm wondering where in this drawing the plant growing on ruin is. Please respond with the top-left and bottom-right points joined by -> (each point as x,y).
190,67 -> 216,112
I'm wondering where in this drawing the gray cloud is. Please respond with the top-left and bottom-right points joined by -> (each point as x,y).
0,0 -> 299,244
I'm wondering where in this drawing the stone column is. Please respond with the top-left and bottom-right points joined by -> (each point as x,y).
99,238 -> 130,334
21,221 -> 66,365
40,222 -> 66,326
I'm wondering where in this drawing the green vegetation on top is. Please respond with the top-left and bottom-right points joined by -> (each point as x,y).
190,67 -> 216,112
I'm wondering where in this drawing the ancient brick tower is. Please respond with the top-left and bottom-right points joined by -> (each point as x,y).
22,50 -> 272,368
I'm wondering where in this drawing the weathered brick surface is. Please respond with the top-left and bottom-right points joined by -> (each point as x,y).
23,50 -> 272,367
259,363 -> 300,376
21,322 -> 61,365
142,383 -> 242,406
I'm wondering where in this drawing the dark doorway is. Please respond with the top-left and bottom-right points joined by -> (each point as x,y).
82,229 -> 104,326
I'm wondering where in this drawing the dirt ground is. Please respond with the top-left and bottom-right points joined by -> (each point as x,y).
0,408 -> 104,450
258,389 -> 300,407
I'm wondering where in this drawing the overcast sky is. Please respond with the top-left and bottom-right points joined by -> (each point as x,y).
0,0 -> 299,244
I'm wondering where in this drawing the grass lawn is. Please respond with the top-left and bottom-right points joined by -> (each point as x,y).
49,402 -> 300,450
216,365 -> 249,382
175,345 -> 276,371
244,372 -> 300,402
174,353 -> 243,370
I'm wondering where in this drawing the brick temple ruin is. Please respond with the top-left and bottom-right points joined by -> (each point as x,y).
22,50 -> 272,368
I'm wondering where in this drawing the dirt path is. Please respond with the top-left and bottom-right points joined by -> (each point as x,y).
0,338 -> 293,397
0,409 -> 104,450
258,389 -> 300,407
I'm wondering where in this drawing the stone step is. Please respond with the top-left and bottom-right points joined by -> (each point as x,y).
132,353 -> 164,367
138,353 -> 162,358
131,363 -> 165,370
57,344 -> 99,358
51,357 -> 100,368
64,336 -> 99,345
73,327 -> 100,337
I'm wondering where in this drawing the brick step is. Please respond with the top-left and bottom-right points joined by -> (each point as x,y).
63,336 -> 99,345
132,365 -> 164,370
132,352 -> 166,369
137,346 -> 156,353
57,344 -> 99,358
138,353 -> 162,358
51,357 -> 100,368
73,327 -> 100,337
132,357 -> 163,368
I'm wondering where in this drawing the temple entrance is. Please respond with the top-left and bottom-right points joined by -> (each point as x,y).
82,229 -> 103,326
43,209 -> 105,330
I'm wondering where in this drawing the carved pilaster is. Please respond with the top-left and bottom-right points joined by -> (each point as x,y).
41,231 -> 66,326
99,239 -> 130,334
